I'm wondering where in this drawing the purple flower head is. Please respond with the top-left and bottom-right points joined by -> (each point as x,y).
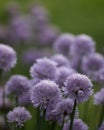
5,75 -> 30,96
63,119 -> 88,130
94,68 -> 104,85
7,107 -> 31,127
71,34 -> 95,56
65,73 -> 93,103
51,54 -> 70,67
81,53 -> 104,77
18,91 -> 31,106
56,66 -> 75,87
30,80 -> 62,110
7,16 -> 32,43
54,33 -> 75,56
94,88 -> 104,105
0,44 -> 17,71
21,49 -> 51,66
31,4 -> 49,26
52,98 -> 74,116
99,122 -> 104,130
37,25 -> 59,45
30,58 -> 57,81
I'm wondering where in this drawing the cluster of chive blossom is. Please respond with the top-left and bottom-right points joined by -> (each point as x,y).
0,2 -> 104,130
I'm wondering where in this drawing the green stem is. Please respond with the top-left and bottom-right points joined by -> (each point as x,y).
36,108 -> 41,130
61,115 -> 65,130
41,110 -> 46,130
51,122 -> 56,130
69,99 -> 77,130
98,105 -> 104,128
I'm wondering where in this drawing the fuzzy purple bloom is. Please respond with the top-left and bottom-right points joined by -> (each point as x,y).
7,107 -> 31,127
94,68 -> 104,85
71,34 -> 95,56
65,73 -> 93,103
5,75 -> 30,96
81,53 -> 104,77
63,119 -> 88,130
30,80 -> 62,110
99,122 -> 104,130
51,54 -> 70,67
94,88 -> 104,105
52,98 -> 74,116
54,33 -> 75,56
0,44 -> 17,71
30,58 -> 57,81
21,49 -> 51,66
56,66 -> 75,87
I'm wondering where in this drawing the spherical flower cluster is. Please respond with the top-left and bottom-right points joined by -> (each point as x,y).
94,88 -> 104,105
30,58 -> 57,81
54,33 -> 75,56
30,80 -> 62,110
5,75 -> 30,96
51,54 -> 70,67
81,53 -> 104,77
94,68 -> 104,85
65,73 -> 93,103
63,119 -> 88,130
71,34 -> 95,56
0,44 -> 17,71
7,107 -> 31,127
52,98 -> 74,116
56,66 -> 75,87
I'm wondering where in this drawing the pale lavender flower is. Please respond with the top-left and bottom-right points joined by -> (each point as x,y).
54,33 -> 75,56
94,88 -> 104,105
71,34 -> 95,56
21,49 -> 51,66
99,122 -> 104,130
65,73 -> 93,103
81,53 -> 104,77
5,75 -> 30,96
30,58 -> 57,81
56,66 -> 75,87
51,54 -> 70,67
94,68 -> 104,85
30,80 -> 62,110
0,44 -> 17,71
7,107 -> 31,127
36,25 -> 59,45
52,98 -> 74,116
63,119 -> 88,130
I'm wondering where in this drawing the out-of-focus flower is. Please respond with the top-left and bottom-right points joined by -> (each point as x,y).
94,88 -> 104,105
56,66 -> 75,87
99,122 -> 104,130
30,58 -> 57,81
65,73 -> 93,103
0,44 -> 17,71
7,107 -> 31,127
21,49 -> 51,66
54,33 -> 75,56
51,54 -> 70,67
63,119 -> 88,130
36,25 -> 59,46
30,80 -> 62,110
81,53 -> 104,77
94,68 -> 104,85
5,75 -> 30,96
71,34 -> 95,56
52,98 -> 74,116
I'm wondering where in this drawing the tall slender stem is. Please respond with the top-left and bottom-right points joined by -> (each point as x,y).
69,99 -> 77,130
51,122 -> 56,130
98,105 -> 104,128
36,108 -> 41,130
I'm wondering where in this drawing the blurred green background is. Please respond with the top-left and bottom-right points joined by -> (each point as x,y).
0,0 -> 104,53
